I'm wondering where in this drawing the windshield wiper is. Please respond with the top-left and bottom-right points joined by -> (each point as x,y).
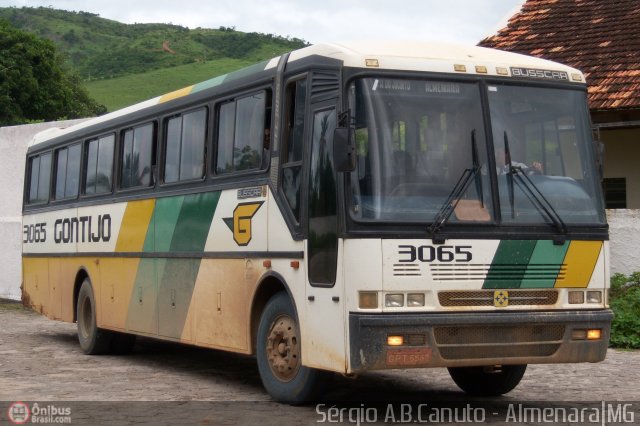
503,131 -> 567,235
428,130 -> 481,241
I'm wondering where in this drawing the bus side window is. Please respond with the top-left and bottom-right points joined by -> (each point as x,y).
164,108 -> 207,183
215,90 -> 270,175
84,134 -> 115,195
54,143 -> 81,200
121,122 -> 155,189
281,79 -> 307,222
27,152 -> 52,204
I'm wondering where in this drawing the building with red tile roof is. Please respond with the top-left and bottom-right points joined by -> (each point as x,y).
480,0 -> 640,208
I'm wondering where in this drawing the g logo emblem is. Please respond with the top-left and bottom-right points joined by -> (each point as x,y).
224,202 -> 263,246
494,290 -> 509,308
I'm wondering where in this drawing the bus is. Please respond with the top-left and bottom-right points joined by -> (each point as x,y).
22,41 -> 612,403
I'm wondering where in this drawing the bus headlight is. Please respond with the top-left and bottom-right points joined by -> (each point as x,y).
586,291 -> 602,304
385,293 -> 404,307
407,293 -> 425,307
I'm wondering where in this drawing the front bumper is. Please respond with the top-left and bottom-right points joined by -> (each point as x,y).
348,309 -> 613,373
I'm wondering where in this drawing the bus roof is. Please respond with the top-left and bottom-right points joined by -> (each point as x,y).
29,41 -> 584,148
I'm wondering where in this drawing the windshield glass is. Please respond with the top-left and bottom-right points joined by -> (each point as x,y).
348,78 -> 492,223
488,84 -> 605,224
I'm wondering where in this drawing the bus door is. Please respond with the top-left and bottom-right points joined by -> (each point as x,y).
304,100 -> 346,371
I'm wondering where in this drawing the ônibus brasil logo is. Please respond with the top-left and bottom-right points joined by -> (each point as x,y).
7,402 -> 30,424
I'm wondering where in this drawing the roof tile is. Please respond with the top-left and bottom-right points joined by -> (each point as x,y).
479,0 -> 640,110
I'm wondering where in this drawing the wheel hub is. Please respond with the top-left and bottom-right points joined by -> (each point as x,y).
266,314 -> 300,381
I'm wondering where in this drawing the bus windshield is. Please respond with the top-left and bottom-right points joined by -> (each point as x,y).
348,77 -> 605,226
487,83 -> 604,224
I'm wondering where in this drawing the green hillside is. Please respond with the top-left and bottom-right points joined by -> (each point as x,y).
84,58 -> 257,111
0,6 -> 307,111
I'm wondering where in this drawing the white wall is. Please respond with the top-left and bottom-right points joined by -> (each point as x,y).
607,209 -> 640,276
0,120 -> 87,300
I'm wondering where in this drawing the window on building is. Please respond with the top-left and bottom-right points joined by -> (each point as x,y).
164,108 -> 207,183
121,123 -> 155,189
27,152 -> 52,204
215,90 -> 270,174
85,134 -> 115,195
603,177 -> 626,209
54,144 -> 81,200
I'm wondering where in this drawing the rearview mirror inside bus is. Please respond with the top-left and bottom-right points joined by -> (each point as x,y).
333,127 -> 356,172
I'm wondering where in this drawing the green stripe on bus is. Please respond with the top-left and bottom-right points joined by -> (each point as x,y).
482,240 -> 537,289
192,75 -> 226,94
170,192 -> 220,252
224,60 -> 270,83
126,258 -> 158,334
127,192 -> 220,338
520,240 -> 569,288
151,196 -> 185,252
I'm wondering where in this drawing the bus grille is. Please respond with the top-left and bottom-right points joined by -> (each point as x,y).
439,344 -> 560,359
434,324 -> 565,360
438,290 -> 558,307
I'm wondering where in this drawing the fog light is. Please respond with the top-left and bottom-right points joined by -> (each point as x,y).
385,293 -> 404,307
587,329 -> 602,340
359,292 -> 378,309
571,329 -> 587,340
407,293 -> 425,307
387,335 -> 404,346
568,291 -> 584,304
586,291 -> 602,304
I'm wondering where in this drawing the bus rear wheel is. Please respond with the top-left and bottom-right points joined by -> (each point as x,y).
77,278 -> 113,355
256,292 -> 330,404
448,364 -> 527,396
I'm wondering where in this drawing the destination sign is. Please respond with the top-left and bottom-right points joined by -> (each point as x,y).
510,67 -> 570,81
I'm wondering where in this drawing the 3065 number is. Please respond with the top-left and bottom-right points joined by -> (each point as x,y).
23,223 -> 46,243
398,245 -> 472,263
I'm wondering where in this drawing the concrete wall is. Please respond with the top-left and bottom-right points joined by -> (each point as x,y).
607,209 -> 640,276
602,128 -> 640,209
0,120 -> 87,300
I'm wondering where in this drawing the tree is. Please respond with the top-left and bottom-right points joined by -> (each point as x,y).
0,19 -> 105,126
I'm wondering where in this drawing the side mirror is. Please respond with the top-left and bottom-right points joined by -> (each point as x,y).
333,127 -> 356,172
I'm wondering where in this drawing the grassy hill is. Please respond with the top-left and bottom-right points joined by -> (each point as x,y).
84,58 -> 258,111
0,6 -> 307,111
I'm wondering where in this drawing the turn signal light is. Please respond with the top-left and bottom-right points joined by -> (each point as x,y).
587,329 -> 602,340
359,292 -> 378,309
387,335 -> 404,346
568,291 -> 584,304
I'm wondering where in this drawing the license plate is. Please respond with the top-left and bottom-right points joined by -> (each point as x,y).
386,348 -> 432,366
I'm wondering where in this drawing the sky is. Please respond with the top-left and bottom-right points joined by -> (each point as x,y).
0,0 -> 526,45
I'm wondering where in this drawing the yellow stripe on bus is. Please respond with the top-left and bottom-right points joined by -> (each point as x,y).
159,86 -> 194,103
554,241 -> 603,288
115,199 -> 156,252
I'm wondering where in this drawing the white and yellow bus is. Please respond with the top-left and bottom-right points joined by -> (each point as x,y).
22,41 -> 612,403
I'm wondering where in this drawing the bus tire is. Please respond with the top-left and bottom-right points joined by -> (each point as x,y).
448,364 -> 527,396
256,292 -> 330,404
76,278 -> 113,355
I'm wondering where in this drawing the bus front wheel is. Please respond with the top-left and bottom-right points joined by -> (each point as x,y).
448,364 -> 527,396
77,278 -> 113,355
256,292 -> 330,404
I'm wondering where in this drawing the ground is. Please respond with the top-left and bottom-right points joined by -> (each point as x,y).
1,300 -> 638,425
